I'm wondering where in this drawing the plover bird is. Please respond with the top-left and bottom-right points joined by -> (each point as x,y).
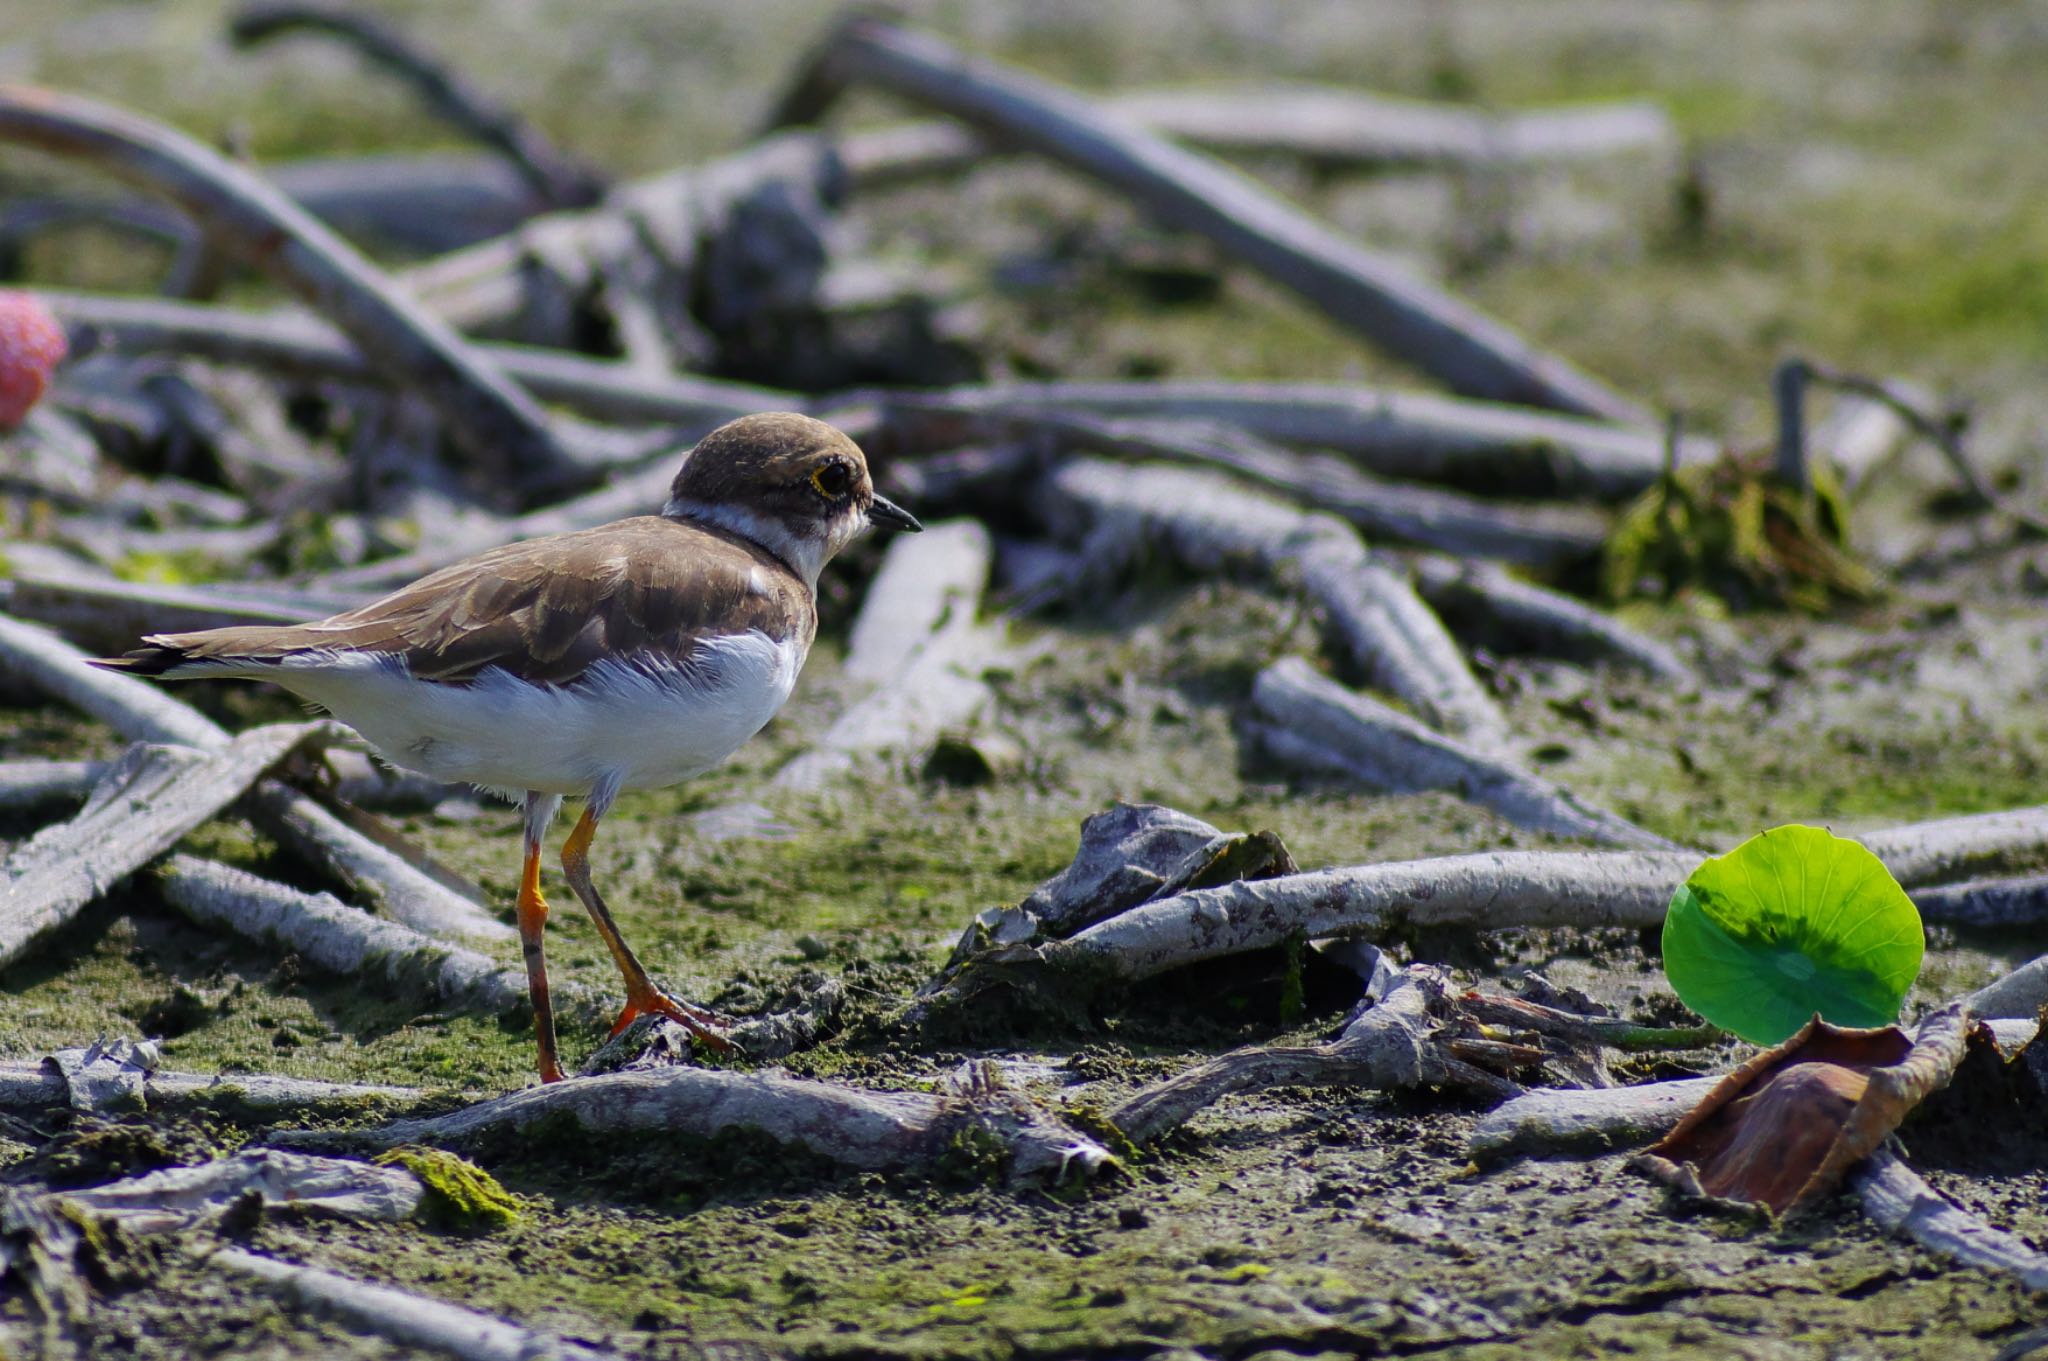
96,412 -> 921,1082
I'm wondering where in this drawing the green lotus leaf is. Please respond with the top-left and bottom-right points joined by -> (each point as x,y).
1662,824 -> 1924,1045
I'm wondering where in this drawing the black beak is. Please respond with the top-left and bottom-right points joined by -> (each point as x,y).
868,493 -> 923,533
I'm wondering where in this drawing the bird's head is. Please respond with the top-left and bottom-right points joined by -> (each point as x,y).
663,412 -> 921,586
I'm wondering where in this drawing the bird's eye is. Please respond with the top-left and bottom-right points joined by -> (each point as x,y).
810,462 -> 853,499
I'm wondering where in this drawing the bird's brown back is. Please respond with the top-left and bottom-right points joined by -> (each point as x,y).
116,516 -> 817,687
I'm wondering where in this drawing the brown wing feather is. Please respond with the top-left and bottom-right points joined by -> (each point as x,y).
114,517 -> 815,687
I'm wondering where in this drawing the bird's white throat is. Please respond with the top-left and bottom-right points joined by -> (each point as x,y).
662,496 -> 858,590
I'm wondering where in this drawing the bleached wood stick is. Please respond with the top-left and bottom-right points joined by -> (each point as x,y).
1961,950 -> 2048,1020
44,288 -> 793,431
1913,873 -> 2048,930
1035,801 -> 2048,986
1039,459 -> 1508,748
1411,555 -> 1691,682
278,1063 -> 1113,1185
965,408 -> 1609,567
1857,806 -> 2048,886
771,17 -> 1647,423
775,520 -> 997,789
212,1249 -> 629,1361
1111,967 -> 1517,1144
1249,657 -> 1676,849
0,1051 -> 422,1117
880,381 -> 1714,501
1852,1149 -> 2048,1291
0,758 -> 101,813
1050,850 -> 1691,984
0,726 -> 322,968
0,611 -> 508,942
155,855 -> 566,1021
1466,1077 -> 1720,1165
0,86 -> 584,488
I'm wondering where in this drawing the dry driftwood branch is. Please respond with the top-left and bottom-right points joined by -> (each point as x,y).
44,288 -> 792,431
212,1248 -> 628,1361
1249,657 -> 1677,849
0,87 -> 585,489
0,724 -> 324,969
1851,1148 -> 2048,1291
0,611 -> 508,942
960,408 -> 1608,567
775,519 -> 999,790
276,1063 -> 1115,1187
772,17 -> 1648,423
1466,1075 -> 1721,1165
1037,458 -> 1509,748
0,1038 -> 423,1118
56,1148 -> 423,1232
1110,965 -> 1521,1145
1044,849 -> 1691,985
978,802 -> 2048,990
230,0 -> 607,209
1858,805 -> 2048,886
1411,554 -> 1692,682
877,380 -> 1703,501
0,759 -> 101,814
1913,874 -> 2048,930
156,855 -> 574,1022
1962,949 -> 2048,1021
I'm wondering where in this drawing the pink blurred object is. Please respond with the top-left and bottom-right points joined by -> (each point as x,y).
0,290 -> 68,429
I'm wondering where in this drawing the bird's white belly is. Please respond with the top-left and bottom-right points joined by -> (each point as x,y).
276,631 -> 804,798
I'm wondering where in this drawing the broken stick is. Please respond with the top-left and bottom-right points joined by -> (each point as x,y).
0,725 -> 324,970
1248,657 -> 1676,849
1038,458 -> 1510,749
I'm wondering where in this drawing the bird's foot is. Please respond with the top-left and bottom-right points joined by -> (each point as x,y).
610,985 -> 735,1054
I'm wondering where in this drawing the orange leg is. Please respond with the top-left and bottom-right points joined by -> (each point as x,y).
560,806 -> 732,1052
517,833 -> 564,1083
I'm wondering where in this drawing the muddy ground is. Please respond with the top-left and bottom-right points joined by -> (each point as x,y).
5,1 -> 2048,1357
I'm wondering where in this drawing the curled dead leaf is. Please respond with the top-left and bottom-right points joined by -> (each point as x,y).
1632,1003 -> 1973,1216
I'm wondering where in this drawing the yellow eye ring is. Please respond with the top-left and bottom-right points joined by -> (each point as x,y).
810,463 -> 852,498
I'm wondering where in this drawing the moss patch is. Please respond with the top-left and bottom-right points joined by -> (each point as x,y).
375,1146 -> 522,1232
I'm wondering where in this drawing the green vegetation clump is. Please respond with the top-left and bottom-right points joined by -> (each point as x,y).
1602,454 -> 1878,612
376,1146 -> 523,1232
